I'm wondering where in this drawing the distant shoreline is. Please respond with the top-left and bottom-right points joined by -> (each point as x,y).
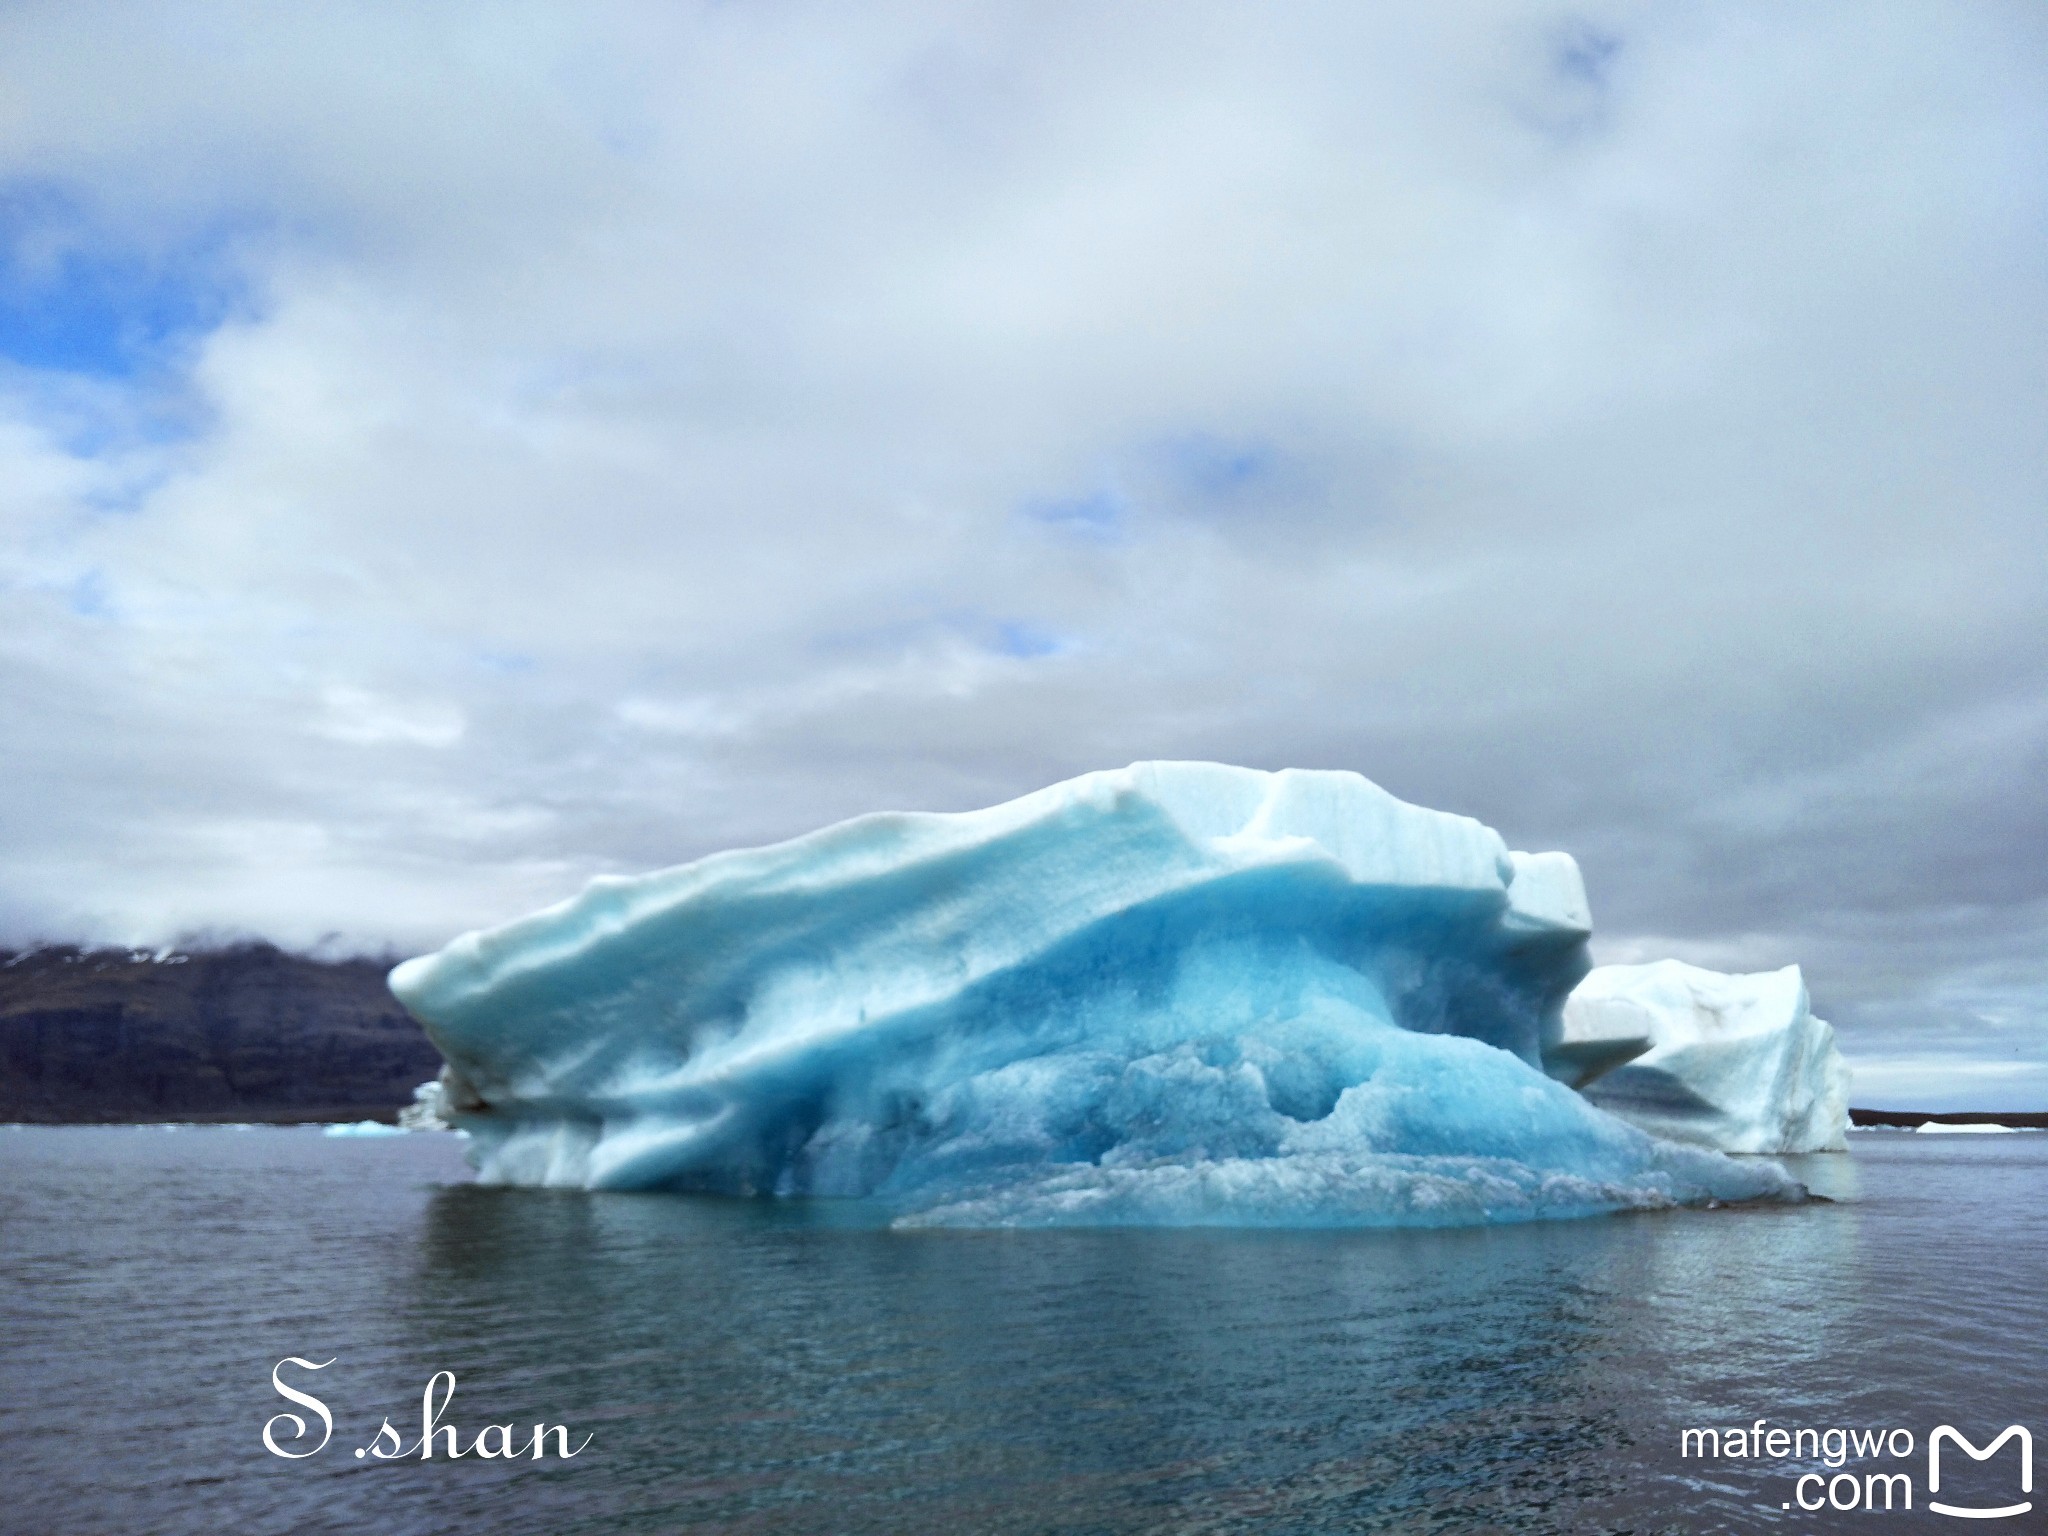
1,944 -> 438,1126
1849,1108 -> 2048,1129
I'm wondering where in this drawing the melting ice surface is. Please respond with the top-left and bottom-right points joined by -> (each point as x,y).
391,763 -> 1800,1227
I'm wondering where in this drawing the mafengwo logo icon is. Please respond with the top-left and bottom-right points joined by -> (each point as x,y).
1928,1425 -> 2032,1520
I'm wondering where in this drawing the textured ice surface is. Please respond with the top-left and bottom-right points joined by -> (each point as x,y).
1563,961 -> 1850,1153
391,763 -> 1799,1225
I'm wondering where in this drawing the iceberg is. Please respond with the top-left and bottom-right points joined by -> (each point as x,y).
390,762 -> 1800,1225
396,1078 -> 453,1132
1914,1121 -> 2029,1135
1561,961 -> 1850,1153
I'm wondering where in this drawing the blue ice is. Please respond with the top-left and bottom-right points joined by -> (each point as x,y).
391,763 -> 1799,1225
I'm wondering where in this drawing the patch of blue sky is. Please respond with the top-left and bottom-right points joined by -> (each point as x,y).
992,620 -> 1063,660
66,568 -> 112,619
15,566 -> 122,622
1553,21 -> 1621,89
1155,432 -> 1276,500
1150,429 -> 1347,531
11,376 -> 217,464
1020,486 -> 1126,540
1023,435 -> 1295,543
809,607 -> 1069,663
79,464 -> 173,518
0,180 -> 257,458
1517,18 -> 1624,145
0,182 -> 251,378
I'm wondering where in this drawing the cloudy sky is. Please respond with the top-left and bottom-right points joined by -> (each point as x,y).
1,2 -> 2042,1107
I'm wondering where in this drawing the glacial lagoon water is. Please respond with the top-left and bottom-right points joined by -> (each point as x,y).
3,1127 -> 2045,1534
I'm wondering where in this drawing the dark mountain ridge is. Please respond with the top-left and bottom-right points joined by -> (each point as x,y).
0,944 -> 443,1123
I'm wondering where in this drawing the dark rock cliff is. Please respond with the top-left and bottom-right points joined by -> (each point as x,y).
0,945 -> 444,1123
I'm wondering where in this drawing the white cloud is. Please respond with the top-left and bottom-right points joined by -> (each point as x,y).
313,686 -> 465,748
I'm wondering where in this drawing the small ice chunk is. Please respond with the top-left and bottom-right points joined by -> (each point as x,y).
1914,1121 -> 2026,1135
